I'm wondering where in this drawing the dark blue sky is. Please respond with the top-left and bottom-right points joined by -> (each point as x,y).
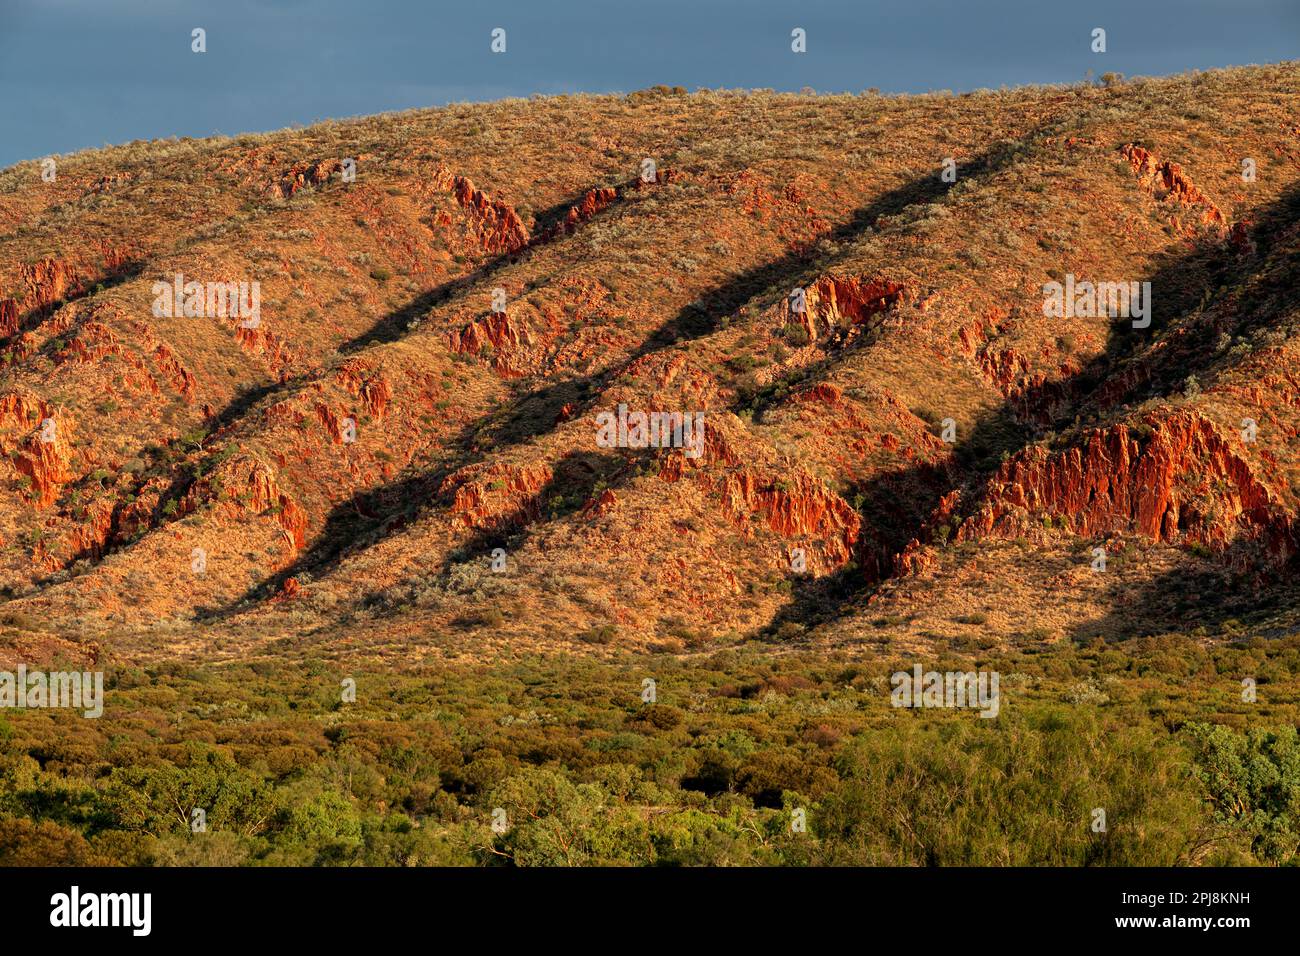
1,0 -> 1296,168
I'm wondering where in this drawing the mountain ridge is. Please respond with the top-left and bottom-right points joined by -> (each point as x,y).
1,64 -> 1299,665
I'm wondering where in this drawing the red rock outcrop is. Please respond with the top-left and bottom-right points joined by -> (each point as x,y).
271,158 -> 343,199
241,460 -> 308,548
784,381 -> 949,470
449,311 -> 535,377
89,172 -> 134,194
152,343 -> 196,400
21,258 -> 75,311
431,168 -> 661,258
893,538 -> 935,576
565,186 -> 619,225
796,275 -> 909,341
68,501 -> 116,560
581,487 -> 618,518
443,174 -> 531,254
314,403 -> 350,444
360,377 -> 392,420
797,383 -> 844,405
276,496 -> 308,550
721,169 -> 830,247
42,314 -> 170,398
955,311 -> 1080,420
0,299 -> 17,337
59,321 -> 122,364
96,242 -> 135,273
179,458 -> 308,550
1120,144 -> 1226,233
11,413 -> 75,508
0,392 -> 72,509
0,390 -> 49,431
441,461 -> 554,530
335,361 -> 393,420
7,333 -> 37,361
108,319 -> 198,401
658,423 -> 860,568
536,187 -> 620,242
235,325 -> 295,379
958,410 -> 1295,564
450,311 -> 533,354
719,470 -> 862,566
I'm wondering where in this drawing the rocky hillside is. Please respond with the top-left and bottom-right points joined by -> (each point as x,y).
2,65 -> 1299,665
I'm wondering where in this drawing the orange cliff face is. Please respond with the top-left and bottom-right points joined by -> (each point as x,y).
0,259 -> 75,340
13,419 -> 75,509
957,410 -> 1296,566
0,299 -> 18,337
795,275 -> 910,342
0,393 -> 72,508
450,311 -> 533,356
21,257 -> 76,311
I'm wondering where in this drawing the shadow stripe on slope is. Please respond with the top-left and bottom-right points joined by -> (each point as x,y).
227,116 -> 1080,617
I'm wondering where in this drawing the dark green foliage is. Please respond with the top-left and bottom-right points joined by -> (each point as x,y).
1185,722 -> 1300,864
1,635 -> 1298,866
